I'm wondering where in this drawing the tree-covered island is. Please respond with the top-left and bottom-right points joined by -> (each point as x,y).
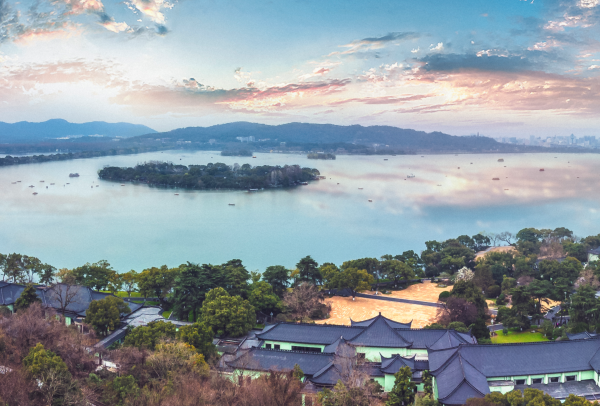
98,161 -> 321,189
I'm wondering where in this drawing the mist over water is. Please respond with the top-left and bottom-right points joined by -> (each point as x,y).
1,151 -> 598,272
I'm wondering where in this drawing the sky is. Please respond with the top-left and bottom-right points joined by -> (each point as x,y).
0,0 -> 599,137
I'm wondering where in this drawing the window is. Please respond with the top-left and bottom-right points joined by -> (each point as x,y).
291,346 -> 321,353
566,375 -> 576,382
358,353 -> 366,360
274,344 -> 280,350
532,378 -> 542,384
515,379 -> 526,385
550,377 -> 559,383
265,344 -> 272,349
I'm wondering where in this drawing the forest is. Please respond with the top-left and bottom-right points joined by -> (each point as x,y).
98,161 -> 320,189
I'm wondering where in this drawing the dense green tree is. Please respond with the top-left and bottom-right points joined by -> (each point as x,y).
72,260 -> 116,291
450,280 -> 488,319
381,259 -> 415,286
296,255 -> 321,285
221,259 -> 251,298
393,250 -> 425,276
341,257 -> 381,281
470,318 -> 491,340
177,321 -> 216,356
39,263 -> 57,285
248,281 -> 283,314
171,262 -> 207,321
323,267 -> 374,298
121,270 -> 138,297
387,366 -> 416,406
472,234 -> 492,251
570,284 -> 599,325
262,265 -> 290,297
124,320 -> 177,350
14,283 -> 41,312
23,343 -> 76,405
103,375 -> 139,406
136,265 -> 179,304
509,286 -> 535,329
200,287 -> 255,337
501,276 -> 517,293
539,257 -> 582,284
86,296 -> 130,335
421,239 -> 476,277
422,370 -> 433,396
526,279 -> 553,313
563,241 -> 589,262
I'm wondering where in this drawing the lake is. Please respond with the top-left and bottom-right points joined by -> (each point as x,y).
0,151 -> 599,273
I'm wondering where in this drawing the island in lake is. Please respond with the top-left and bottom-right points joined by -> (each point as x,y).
98,161 -> 320,189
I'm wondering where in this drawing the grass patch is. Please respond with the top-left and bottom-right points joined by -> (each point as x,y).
492,329 -> 549,344
162,311 -> 172,319
100,291 -> 142,298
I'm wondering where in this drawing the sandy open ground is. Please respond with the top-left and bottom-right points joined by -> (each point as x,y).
362,280 -> 446,303
475,246 -> 516,260
316,281 -> 442,328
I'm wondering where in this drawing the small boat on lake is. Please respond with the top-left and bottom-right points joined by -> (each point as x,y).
300,182 -> 308,185
248,188 -> 258,192
252,156 -> 257,158
32,192 -> 38,195
368,199 -> 373,202
358,188 -> 363,190
50,183 -> 55,185
539,168 -> 545,172
384,159 -> 388,161
40,180 -> 44,182
492,178 -> 500,180
28,185 -> 35,188
498,159 -> 504,162
69,173 -> 79,177
229,203 -> 235,206
174,193 -> 179,195
11,182 -> 16,184
407,174 -> 415,178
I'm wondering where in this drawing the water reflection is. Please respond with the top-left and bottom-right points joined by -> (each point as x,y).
0,151 -> 598,271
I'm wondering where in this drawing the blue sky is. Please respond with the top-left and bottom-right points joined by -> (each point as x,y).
0,0 -> 599,137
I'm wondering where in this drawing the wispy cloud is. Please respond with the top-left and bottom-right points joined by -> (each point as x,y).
329,32 -> 420,56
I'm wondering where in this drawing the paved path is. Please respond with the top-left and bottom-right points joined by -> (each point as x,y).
355,293 -> 443,308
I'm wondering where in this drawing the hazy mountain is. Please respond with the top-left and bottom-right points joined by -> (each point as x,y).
137,121 -> 504,152
0,119 -> 156,143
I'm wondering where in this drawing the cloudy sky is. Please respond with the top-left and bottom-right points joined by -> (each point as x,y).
1,0 -> 599,136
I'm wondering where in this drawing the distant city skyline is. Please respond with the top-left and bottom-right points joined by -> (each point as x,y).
0,0 -> 599,138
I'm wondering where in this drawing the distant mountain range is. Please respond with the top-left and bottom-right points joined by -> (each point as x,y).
136,121 -> 509,153
0,119 -> 156,143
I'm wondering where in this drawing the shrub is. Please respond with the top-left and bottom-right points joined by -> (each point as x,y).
495,293 -> 506,306
485,285 -> 501,298
438,291 -> 451,302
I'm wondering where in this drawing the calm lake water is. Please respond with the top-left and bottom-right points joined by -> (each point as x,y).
1,151 -> 599,273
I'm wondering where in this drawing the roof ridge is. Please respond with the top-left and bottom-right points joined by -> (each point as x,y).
277,321 -> 364,329
349,316 -> 413,346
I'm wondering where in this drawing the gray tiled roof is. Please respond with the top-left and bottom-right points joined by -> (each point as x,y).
351,313 -> 412,329
309,363 -> 342,385
459,340 -> 600,377
226,348 -> 334,375
434,352 -> 489,405
255,323 -> 363,345
516,380 -> 600,400
380,354 -> 415,374
588,247 -> 600,255
349,316 -> 412,348
428,330 -> 475,350
255,319 -> 476,350
566,331 -> 596,340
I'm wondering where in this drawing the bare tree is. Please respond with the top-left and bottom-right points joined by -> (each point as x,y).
485,232 -> 499,247
47,283 -> 83,319
497,231 -> 515,246
282,282 -> 323,321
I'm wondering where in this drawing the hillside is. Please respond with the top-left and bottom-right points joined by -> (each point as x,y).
0,119 -> 156,143
135,122 -> 520,153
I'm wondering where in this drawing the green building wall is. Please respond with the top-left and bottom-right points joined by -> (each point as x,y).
262,341 -> 325,351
